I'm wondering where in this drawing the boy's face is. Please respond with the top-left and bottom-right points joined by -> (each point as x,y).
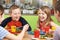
38,9 -> 47,21
54,10 -> 60,22
10,8 -> 21,21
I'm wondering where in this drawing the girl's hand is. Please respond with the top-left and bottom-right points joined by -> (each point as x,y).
37,28 -> 40,31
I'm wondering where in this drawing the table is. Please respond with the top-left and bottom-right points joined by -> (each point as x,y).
3,32 -> 47,40
22,32 -> 46,40
23,37 -> 46,40
22,32 -> 53,40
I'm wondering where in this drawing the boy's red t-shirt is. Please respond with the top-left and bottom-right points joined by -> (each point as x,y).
7,20 -> 22,27
6,20 -> 22,34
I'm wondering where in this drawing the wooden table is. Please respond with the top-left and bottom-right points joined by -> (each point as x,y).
3,31 -> 53,40
23,31 -> 53,40
22,32 -> 46,40
23,37 -> 46,40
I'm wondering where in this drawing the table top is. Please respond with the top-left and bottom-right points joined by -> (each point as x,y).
3,32 -> 53,40
23,32 -> 53,40
23,38 -> 46,40
22,32 -> 46,40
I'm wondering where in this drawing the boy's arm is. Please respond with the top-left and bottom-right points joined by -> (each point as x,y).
20,17 -> 31,31
5,29 -> 25,40
17,24 -> 29,40
5,24 -> 29,40
50,21 -> 59,28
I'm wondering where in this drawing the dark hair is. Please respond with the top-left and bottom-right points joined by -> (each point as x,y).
0,5 -> 4,15
55,1 -> 60,12
9,4 -> 20,13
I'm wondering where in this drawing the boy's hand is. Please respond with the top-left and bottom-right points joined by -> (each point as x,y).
23,24 -> 29,31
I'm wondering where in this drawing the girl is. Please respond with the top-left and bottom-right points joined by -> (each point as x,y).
28,6 -> 58,39
37,6 -> 52,35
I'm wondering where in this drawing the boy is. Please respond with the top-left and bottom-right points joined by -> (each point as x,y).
53,0 -> 60,40
0,24 -> 29,40
1,4 -> 31,34
0,5 -> 29,40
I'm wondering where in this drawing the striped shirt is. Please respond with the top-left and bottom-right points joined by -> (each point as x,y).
0,26 -> 9,40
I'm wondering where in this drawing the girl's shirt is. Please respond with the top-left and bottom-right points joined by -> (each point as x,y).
39,22 -> 51,33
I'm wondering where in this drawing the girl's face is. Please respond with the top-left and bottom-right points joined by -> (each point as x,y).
38,9 -> 47,22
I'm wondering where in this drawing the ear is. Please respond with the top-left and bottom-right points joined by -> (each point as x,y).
57,11 -> 60,16
54,10 -> 59,14
57,11 -> 60,14
9,13 -> 12,17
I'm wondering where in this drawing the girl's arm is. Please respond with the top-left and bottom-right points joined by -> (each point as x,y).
50,21 -> 59,28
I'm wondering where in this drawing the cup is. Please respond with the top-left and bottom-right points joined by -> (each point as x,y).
34,30 -> 40,38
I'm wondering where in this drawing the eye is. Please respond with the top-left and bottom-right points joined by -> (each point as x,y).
14,13 -> 17,15
18,13 -> 20,14
42,13 -> 44,15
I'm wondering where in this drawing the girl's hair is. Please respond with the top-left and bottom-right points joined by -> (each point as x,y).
37,6 -> 52,25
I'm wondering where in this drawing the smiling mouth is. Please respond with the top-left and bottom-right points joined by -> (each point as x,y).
14,17 -> 18,19
41,17 -> 45,19
15,17 -> 18,18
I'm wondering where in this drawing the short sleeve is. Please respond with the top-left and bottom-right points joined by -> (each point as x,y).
0,26 -> 9,39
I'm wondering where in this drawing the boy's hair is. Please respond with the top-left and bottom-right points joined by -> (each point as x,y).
55,1 -> 60,12
9,4 -> 20,13
0,5 -> 4,15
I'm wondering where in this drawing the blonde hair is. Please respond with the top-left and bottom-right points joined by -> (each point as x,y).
9,4 -> 20,13
37,6 -> 52,25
